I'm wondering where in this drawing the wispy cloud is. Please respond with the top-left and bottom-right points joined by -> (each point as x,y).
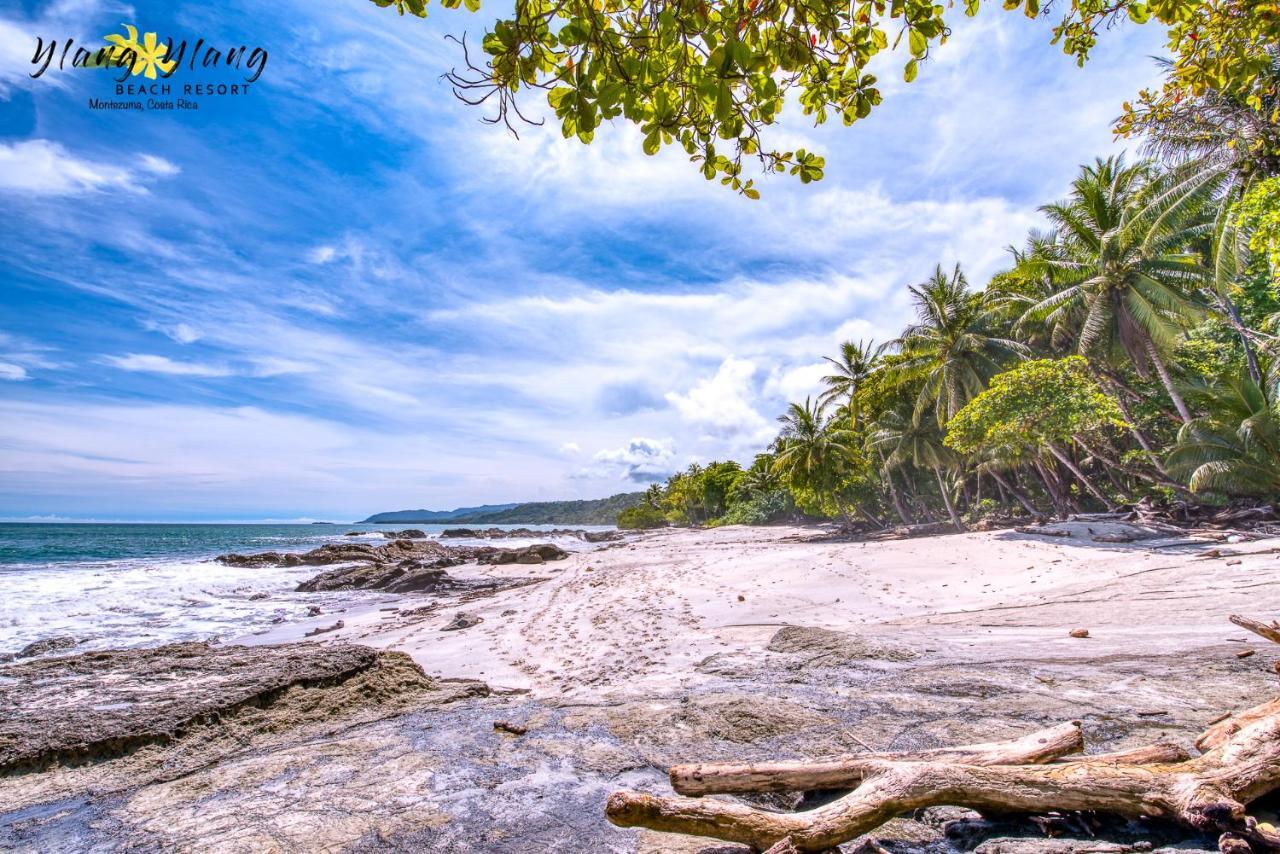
0,140 -> 177,196
105,354 -> 234,377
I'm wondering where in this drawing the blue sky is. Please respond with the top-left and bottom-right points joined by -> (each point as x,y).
0,0 -> 1164,521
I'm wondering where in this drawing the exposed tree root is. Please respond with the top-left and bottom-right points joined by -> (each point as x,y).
606,698 -> 1280,853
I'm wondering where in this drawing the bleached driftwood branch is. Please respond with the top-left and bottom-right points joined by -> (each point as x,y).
606,698 -> 1280,853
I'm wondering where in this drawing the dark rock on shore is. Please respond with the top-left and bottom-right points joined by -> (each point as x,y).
476,543 -> 569,565
441,612 -> 483,631
381,529 -> 427,539
582,530 -> 623,543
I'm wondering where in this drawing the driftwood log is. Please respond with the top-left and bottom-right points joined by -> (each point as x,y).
1231,615 -> 1280,646
606,698 -> 1280,852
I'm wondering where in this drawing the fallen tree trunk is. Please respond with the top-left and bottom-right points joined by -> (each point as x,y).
670,722 -> 1083,796
606,697 -> 1280,853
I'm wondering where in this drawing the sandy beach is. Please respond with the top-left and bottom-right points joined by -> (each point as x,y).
250,522 -> 1280,699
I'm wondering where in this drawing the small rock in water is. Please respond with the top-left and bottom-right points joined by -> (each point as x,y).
441,612 -> 483,632
737,594 -> 746,602
1069,628 -> 1090,639
15,636 -> 80,659
501,609 -> 517,617
307,606 -> 323,617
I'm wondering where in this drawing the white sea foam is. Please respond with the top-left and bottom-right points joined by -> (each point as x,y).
0,524 -> 606,656
0,556 -> 391,654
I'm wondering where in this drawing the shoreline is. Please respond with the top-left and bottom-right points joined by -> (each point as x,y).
4,523 -> 1280,852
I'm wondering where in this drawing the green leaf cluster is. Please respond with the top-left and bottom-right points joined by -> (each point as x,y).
944,357 -> 1126,455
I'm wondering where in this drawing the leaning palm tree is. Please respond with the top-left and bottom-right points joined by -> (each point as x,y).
1022,156 -> 1213,424
886,264 -> 1028,427
818,339 -> 878,427
773,398 -> 861,527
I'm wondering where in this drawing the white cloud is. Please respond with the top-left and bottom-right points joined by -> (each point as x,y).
0,362 -> 29,381
0,140 -> 175,196
764,361 -> 831,404
580,438 -> 677,483
145,321 -> 202,344
105,354 -> 234,377
138,154 -> 180,176
308,245 -> 338,264
665,358 -> 773,442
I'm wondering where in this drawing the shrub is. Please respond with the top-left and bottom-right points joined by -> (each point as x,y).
616,504 -> 667,529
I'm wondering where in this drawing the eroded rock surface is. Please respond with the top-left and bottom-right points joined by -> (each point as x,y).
0,641 -> 388,772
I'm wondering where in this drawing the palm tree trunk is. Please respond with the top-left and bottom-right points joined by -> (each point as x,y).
1103,376 -> 1172,477
1143,337 -> 1193,425
989,469 -> 1041,517
932,466 -> 965,532
1046,442 -> 1117,510
1219,295 -> 1266,402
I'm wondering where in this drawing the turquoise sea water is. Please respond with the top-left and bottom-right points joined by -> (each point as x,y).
0,523 -> 607,656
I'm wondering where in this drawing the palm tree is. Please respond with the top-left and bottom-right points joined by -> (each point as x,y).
773,398 -> 861,527
818,339 -> 878,426
886,264 -> 1028,426
1022,156 -> 1213,424
732,453 -> 781,500
1167,367 -> 1280,498
869,406 -> 965,531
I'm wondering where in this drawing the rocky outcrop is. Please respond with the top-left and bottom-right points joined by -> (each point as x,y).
381,529 -> 428,539
476,543 -> 570,565
217,539 -> 468,569
295,559 -> 466,593
0,642 -> 402,773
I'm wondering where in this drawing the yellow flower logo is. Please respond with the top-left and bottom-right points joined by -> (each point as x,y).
104,25 -> 177,80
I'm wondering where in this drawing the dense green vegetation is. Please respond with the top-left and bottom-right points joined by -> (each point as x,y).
372,0 -> 1277,193
622,43 -> 1280,530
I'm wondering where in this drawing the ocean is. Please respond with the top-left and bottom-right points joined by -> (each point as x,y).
0,522 -> 608,656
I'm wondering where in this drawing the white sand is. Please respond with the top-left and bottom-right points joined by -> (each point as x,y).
259,523 -> 1280,699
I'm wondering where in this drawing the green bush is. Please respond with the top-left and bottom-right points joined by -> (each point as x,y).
716,491 -> 791,526
616,504 -> 667,529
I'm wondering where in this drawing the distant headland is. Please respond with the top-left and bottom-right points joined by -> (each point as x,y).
358,492 -> 643,526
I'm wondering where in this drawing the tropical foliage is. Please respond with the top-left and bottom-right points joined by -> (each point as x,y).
621,39 -> 1280,529
370,0 -> 1265,192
